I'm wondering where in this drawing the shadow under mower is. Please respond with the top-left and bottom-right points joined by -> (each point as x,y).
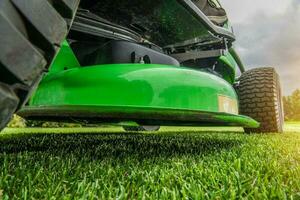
1,0 -> 284,133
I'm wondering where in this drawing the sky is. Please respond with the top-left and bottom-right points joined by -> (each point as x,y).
221,0 -> 300,95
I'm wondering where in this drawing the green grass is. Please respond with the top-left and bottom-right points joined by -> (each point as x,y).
0,125 -> 300,199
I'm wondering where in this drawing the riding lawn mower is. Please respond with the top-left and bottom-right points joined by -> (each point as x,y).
0,0 -> 284,133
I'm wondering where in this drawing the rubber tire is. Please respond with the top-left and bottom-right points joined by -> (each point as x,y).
237,67 -> 284,133
0,0 -> 80,131
123,126 -> 161,132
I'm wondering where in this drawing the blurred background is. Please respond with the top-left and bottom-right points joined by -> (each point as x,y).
222,0 -> 300,96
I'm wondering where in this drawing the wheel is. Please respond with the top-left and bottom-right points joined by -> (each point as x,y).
0,0 -> 80,131
123,126 -> 161,132
237,67 -> 284,133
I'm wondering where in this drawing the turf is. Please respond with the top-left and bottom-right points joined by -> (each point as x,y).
0,125 -> 300,199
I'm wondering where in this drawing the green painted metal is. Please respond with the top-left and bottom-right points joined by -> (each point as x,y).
30,64 -> 237,112
229,47 -> 245,73
49,41 -> 81,74
22,41 -> 258,128
217,51 -> 238,84
19,105 -> 259,128
24,62 -> 259,128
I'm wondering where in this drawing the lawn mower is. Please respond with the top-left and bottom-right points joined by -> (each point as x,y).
0,0 -> 284,133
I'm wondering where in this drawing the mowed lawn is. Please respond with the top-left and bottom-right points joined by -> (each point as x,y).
0,124 -> 300,199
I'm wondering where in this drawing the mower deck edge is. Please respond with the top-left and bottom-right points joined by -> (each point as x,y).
18,105 -> 259,128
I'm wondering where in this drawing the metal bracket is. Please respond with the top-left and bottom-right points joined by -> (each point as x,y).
170,49 -> 224,62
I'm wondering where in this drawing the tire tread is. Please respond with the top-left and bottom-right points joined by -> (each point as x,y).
0,0 -> 80,131
237,67 -> 283,133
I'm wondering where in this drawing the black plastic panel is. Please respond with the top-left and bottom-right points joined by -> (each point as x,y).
72,40 -> 180,66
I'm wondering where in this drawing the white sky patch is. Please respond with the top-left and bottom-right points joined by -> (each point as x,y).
221,0 -> 291,23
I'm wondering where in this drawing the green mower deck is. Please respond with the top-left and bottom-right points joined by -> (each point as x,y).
18,43 -> 258,128
18,41 -> 259,128
20,105 -> 259,128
